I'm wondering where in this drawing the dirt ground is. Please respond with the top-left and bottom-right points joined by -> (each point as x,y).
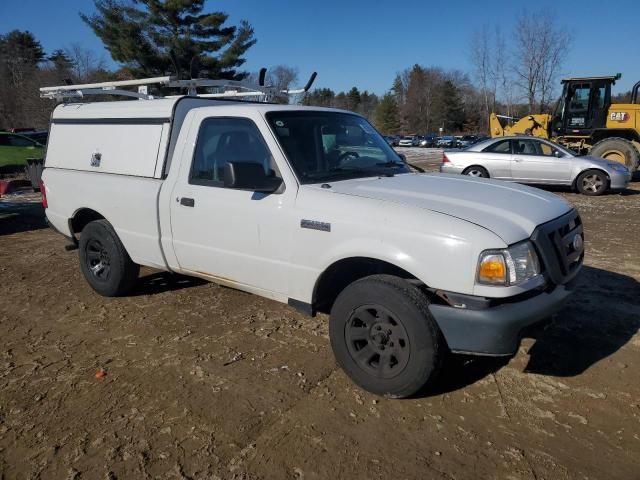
1,155 -> 639,479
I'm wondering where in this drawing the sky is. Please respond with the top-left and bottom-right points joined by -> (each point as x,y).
1,0 -> 638,98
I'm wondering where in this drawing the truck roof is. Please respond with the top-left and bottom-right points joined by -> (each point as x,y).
51,97 -> 348,121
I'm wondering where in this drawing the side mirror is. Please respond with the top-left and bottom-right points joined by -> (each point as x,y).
397,153 -> 407,162
553,150 -> 563,158
223,162 -> 283,193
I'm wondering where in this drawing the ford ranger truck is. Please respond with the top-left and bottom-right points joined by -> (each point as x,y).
41,97 -> 584,397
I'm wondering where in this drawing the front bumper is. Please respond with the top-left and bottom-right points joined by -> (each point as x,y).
428,279 -> 577,356
609,169 -> 631,190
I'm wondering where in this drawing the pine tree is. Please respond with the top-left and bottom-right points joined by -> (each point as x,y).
374,93 -> 401,134
303,88 -> 336,108
48,49 -> 74,74
441,80 -> 466,132
0,31 -> 48,129
81,0 -> 256,80
0,30 -> 45,66
358,91 -> 379,121
346,87 -> 361,112
334,92 -> 348,110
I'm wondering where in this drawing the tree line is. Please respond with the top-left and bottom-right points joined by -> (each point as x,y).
0,31 -> 112,129
299,10 -> 582,135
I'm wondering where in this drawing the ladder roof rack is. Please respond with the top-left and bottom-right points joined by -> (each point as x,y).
40,69 -> 317,103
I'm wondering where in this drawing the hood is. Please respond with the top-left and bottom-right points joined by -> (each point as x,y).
314,173 -> 572,244
579,155 -> 623,168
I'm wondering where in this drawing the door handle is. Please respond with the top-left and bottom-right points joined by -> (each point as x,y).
180,197 -> 195,207
514,158 -> 524,163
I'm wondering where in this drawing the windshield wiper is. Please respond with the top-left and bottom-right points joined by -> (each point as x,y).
306,167 -> 394,183
375,161 -> 405,168
330,166 -> 396,178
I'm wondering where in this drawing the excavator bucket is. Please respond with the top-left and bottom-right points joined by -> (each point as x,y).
489,113 -> 551,139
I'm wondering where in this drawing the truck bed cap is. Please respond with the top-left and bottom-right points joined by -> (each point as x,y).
50,98 -> 344,122
51,98 -> 182,121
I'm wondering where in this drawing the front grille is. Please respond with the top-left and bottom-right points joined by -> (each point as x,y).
530,209 -> 584,285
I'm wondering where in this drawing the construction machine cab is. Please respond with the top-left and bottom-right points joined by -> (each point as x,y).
551,75 -> 618,136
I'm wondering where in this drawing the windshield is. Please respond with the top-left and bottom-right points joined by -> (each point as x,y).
266,111 -> 410,184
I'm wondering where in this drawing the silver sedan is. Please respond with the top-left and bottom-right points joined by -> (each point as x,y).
440,136 -> 631,195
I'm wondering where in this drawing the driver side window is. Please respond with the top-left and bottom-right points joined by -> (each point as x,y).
190,118 -> 274,187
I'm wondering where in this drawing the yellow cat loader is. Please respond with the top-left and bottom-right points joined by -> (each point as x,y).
490,75 -> 640,173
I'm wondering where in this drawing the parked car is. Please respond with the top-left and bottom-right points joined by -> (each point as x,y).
42,94 -> 583,398
0,131 -> 45,169
436,135 -> 454,148
456,135 -> 478,148
22,130 -> 49,145
419,135 -> 437,147
398,135 -> 420,147
383,135 -> 399,147
441,136 -> 631,195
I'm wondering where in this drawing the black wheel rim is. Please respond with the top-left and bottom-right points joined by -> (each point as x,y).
345,305 -> 410,379
85,238 -> 111,281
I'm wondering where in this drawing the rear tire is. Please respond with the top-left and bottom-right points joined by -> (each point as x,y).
329,275 -> 445,398
576,169 -> 609,196
79,219 -> 139,296
462,166 -> 489,178
590,137 -> 639,172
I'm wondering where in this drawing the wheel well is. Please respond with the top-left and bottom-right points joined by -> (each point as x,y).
312,257 -> 420,315
70,208 -> 105,236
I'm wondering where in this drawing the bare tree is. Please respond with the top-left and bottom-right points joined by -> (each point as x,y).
470,25 -> 496,127
267,65 -> 298,91
492,27 -> 516,119
513,11 -> 570,113
65,43 -> 108,83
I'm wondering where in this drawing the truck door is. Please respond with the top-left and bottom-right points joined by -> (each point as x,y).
167,114 -> 295,298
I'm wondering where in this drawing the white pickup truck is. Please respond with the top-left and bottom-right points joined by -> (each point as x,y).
41,94 -> 584,397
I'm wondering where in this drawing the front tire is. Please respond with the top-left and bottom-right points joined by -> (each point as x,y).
329,275 -> 445,398
576,169 -> 609,196
79,219 -> 139,296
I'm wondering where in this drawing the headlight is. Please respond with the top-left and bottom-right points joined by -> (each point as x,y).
608,163 -> 628,172
477,241 -> 540,286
